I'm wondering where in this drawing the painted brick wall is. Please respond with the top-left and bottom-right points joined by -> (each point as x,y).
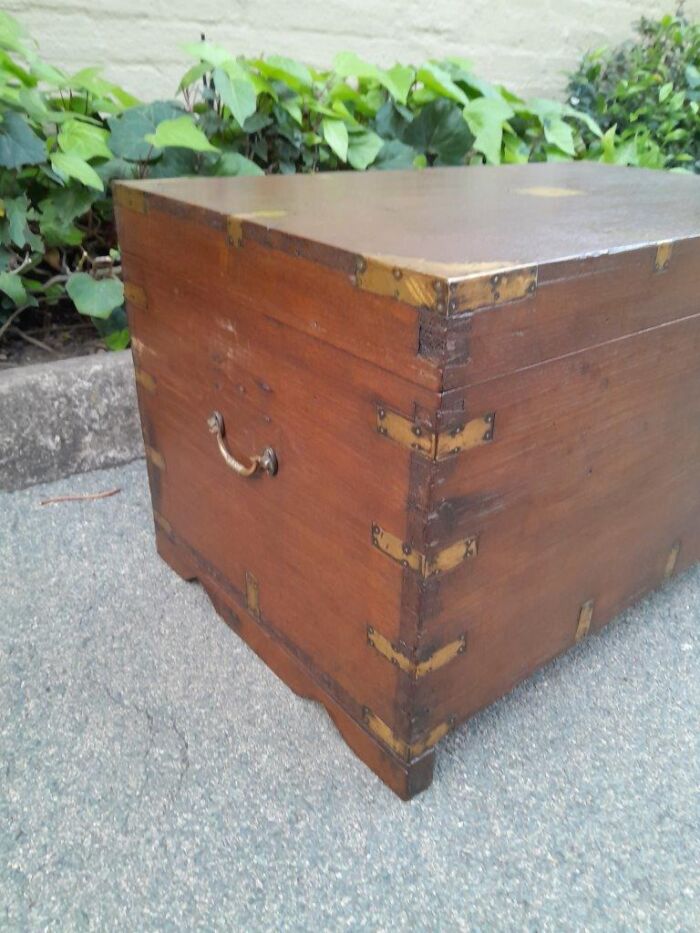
7,1 -> 700,100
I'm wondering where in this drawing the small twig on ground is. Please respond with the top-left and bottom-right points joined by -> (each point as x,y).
0,305 -> 31,342
10,326 -> 58,355
40,487 -> 122,506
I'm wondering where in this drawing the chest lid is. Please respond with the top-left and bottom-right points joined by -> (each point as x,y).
115,163 -> 700,388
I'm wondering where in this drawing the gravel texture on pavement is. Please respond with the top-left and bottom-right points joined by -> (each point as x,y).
1,461 -> 698,931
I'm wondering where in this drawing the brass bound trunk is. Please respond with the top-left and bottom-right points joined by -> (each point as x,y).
115,164 -> 700,798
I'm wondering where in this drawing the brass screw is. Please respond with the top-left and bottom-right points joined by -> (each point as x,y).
356,257 -> 367,274
392,267 -> 402,280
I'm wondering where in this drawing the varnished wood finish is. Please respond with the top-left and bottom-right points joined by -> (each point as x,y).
115,164 -> 700,799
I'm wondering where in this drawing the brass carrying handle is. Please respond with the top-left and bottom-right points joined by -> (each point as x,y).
207,410 -> 278,478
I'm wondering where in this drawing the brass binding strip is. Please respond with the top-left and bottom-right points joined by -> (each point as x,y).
227,210 -> 288,248
367,626 -> 466,678
654,241 -> 673,273
575,599 -> 594,643
664,541 -> 681,580
124,282 -> 148,308
371,524 -> 477,577
114,185 -> 147,214
145,445 -> 166,470
134,368 -> 156,393
153,511 -> 172,534
355,256 -> 537,314
245,571 -> 260,617
377,405 -> 494,460
452,266 -> 537,314
362,708 -> 454,761
355,257 -> 445,311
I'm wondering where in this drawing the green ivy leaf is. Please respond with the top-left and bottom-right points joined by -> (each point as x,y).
58,119 -> 112,162
405,99 -> 473,164
183,40 -> 233,68
51,151 -> 104,190
178,61 -> 210,91
66,273 -> 124,319
104,327 -> 130,350
347,127 -> 383,169
373,139 -> 418,170
543,117 -> 575,155
417,63 -> 469,106
334,52 -> 415,105
107,101 -> 184,161
212,67 -> 257,127
463,97 -> 514,164
384,65 -> 415,105
211,152 -> 264,176
254,56 -> 313,91
659,82 -> 673,102
0,269 -> 27,305
321,118 -> 349,161
0,111 -> 47,168
144,116 -> 218,152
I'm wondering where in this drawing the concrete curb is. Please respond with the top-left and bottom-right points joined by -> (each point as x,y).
0,351 -> 144,492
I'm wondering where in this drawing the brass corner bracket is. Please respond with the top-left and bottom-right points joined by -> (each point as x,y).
362,708 -> 454,762
354,256 -> 537,315
376,404 -> 494,461
371,523 -> 477,577
367,626 -> 466,679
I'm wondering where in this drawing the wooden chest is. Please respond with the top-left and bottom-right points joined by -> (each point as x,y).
115,164 -> 700,799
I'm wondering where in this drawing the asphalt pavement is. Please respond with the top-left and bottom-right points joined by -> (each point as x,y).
1,461 -> 698,931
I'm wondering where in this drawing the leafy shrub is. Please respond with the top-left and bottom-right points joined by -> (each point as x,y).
0,12 -> 607,351
568,10 -> 700,171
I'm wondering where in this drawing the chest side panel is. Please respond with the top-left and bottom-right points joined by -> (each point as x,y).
440,238 -> 699,390
118,203 -> 440,737
413,307 -> 700,735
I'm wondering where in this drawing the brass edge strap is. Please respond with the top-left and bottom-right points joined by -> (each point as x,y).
362,708 -> 454,762
355,257 -> 447,311
664,541 -> 681,580
145,446 -> 165,470
227,210 -> 289,249
134,368 -> 156,393
367,626 -> 466,678
153,511 -> 172,534
114,186 -> 147,214
654,241 -> 673,273
245,570 -> 260,617
376,405 -> 494,460
371,524 -> 477,577
575,599 -> 594,643
124,282 -> 148,308
355,257 -> 537,314
451,265 -> 537,314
